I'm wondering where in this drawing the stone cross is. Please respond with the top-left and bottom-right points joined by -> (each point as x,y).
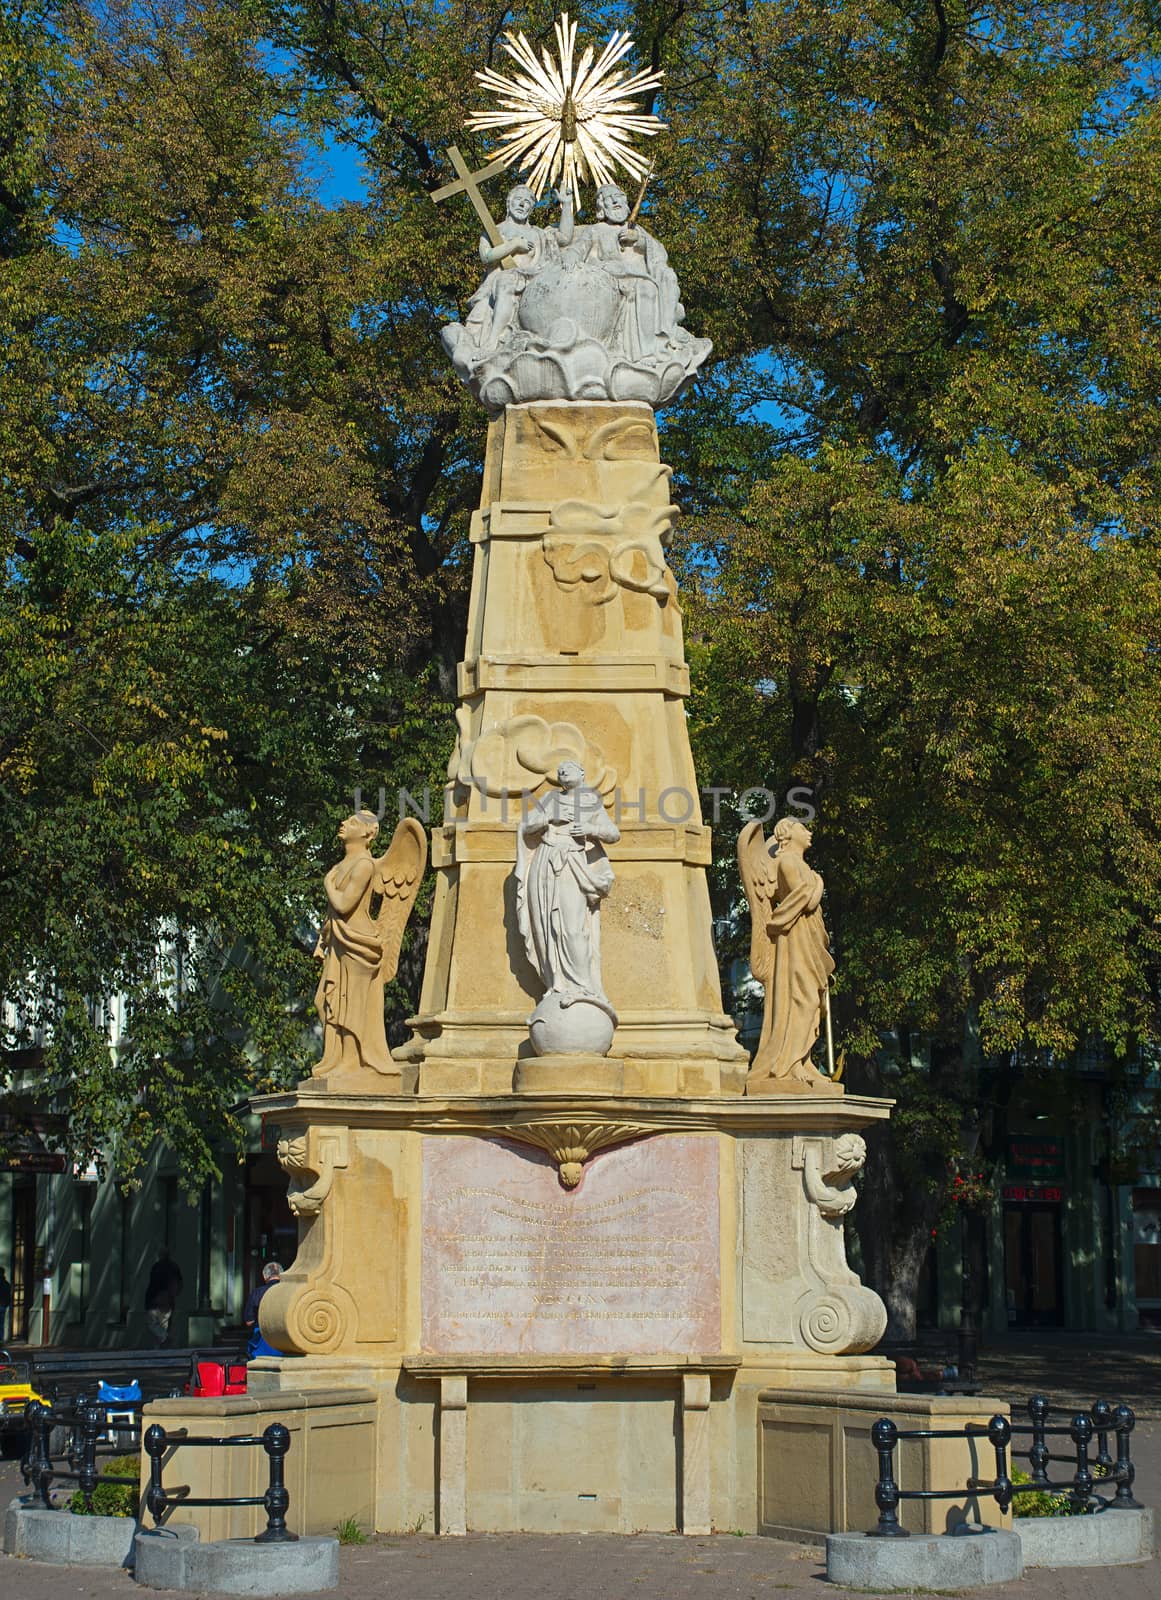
431,145 -> 514,263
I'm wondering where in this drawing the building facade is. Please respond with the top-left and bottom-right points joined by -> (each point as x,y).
0,1123 -> 293,1348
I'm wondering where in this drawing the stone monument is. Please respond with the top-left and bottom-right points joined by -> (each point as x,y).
245,14 -> 911,1539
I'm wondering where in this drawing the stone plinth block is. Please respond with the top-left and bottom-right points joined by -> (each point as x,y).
825,1529 -> 1023,1590
134,1528 -> 339,1594
757,1390 -> 1012,1541
421,1133 -> 720,1355
246,1093 -> 898,1534
1016,1507 -> 1154,1567
513,1053 -> 624,1095
3,1498 -> 140,1567
139,1389 -> 375,1541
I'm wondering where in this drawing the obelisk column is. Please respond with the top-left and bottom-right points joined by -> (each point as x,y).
400,192 -> 747,1093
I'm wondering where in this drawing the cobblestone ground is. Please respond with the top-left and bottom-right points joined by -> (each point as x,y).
3,1334 -> 1159,1599
976,1331 -> 1161,1421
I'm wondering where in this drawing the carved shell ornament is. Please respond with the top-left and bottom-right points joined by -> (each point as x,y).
495,1120 -> 653,1187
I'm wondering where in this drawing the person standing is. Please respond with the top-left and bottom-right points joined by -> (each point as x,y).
0,1267 -> 12,1344
143,1247 -> 183,1347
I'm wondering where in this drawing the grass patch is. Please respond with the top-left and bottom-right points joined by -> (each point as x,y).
69,1453 -> 139,1518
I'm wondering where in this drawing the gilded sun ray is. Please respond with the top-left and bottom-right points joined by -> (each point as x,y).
466,12 -> 666,207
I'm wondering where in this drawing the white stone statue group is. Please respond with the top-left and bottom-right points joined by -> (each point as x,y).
312,792 -> 838,1079
442,184 -> 711,412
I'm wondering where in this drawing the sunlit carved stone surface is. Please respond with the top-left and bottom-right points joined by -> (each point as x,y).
420,1133 -> 720,1355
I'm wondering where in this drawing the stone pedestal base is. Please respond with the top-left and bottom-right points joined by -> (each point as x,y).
138,1389 -> 376,1541
1015,1507 -> 1155,1568
134,1530 -> 339,1595
247,1353 -> 896,1536
826,1529 -> 1024,1590
513,1053 -> 624,1094
248,1086 -> 898,1534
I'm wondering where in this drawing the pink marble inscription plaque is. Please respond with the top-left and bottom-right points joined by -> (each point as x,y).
421,1135 -> 721,1355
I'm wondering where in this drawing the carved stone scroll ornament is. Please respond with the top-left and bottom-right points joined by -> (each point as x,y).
495,1120 -> 653,1188
528,411 -> 660,463
520,409 -> 674,500
542,500 -> 678,606
262,1124 -> 358,1356
791,1133 -> 886,1354
277,1128 -> 349,1219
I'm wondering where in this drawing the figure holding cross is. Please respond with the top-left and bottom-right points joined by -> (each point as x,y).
443,182 -> 574,376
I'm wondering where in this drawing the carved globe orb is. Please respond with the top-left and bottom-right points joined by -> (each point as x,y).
529,990 -> 616,1057
518,262 -> 621,347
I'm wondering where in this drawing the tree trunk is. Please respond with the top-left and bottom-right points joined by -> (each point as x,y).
878,1225 -> 938,1342
857,1149 -> 943,1342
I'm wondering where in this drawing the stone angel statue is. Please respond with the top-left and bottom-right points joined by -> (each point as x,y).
738,817 -> 839,1095
314,812 -> 427,1078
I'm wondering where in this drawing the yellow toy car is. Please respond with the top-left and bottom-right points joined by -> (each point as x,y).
0,1355 -> 49,1436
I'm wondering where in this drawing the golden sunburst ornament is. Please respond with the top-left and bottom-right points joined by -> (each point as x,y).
466,12 -> 665,207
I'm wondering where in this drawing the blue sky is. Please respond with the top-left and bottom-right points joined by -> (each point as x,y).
313,131 -> 369,206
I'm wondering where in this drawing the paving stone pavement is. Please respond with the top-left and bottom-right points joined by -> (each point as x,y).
975,1331 -> 1161,1421
1,1519 -> 1157,1600
2,1335 -> 1159,1598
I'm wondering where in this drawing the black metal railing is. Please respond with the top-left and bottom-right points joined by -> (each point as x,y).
143,1422 -> 298,1543
1020,1395 -> 1141,1510
20,1401 -> 298,1545
867,1395 -> 1142,1537
22,1397 -> 143,1512
868,1413 -> 1014,1537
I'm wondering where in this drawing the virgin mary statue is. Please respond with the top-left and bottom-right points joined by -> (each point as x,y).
515,762 -> 619,1048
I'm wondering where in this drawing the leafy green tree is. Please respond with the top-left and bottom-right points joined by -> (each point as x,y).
661,0 -> 1161,1331
0,0 -> 464,1183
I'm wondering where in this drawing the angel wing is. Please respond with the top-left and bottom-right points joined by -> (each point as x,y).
373,817 -> 428,983
737,820 -> 778,989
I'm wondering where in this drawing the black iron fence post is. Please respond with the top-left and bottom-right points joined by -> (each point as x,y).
1069,1412 -> 1095,1509
1091,1400 -> 1114,1476
1111,1404 -> 1142,1510
76,1402 -> 103,1512
22,1399 -> 54,1508
987,1414 -> 1013,1514
144,1424 -> 170,1523
867,1418 -> 909,1537
1027,1394 -> 1051,1488
254,1422 -> 297,1544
